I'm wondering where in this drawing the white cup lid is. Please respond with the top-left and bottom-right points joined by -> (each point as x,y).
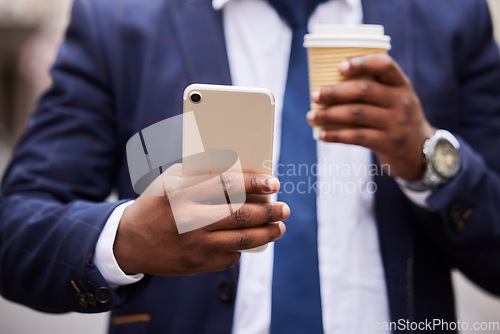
304,24 -> 391,50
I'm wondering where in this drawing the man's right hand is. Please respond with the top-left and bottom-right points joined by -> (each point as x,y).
114,164 -> 289,277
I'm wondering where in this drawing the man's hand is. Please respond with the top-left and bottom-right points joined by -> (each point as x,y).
114,164 -> 289,276
307,54 -> 434,180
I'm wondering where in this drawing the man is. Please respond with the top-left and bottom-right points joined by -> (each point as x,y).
1,0 -> 500,333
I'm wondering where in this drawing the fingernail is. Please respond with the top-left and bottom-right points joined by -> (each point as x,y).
312,90 -> 320,102
339,60 -> 350,73
350,56 -> 364,66
306,111 -> 315,122
319,130 -> 327,140
278,222 -> 286,235
282,204 -> 291,219
262,177 -> 280,193
271,222 -> 286,241
269,177 -> 280,191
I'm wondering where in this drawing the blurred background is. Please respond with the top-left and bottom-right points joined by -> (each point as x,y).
0,1 -> 500,333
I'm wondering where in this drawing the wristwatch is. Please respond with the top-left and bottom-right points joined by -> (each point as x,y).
396,129 -> 462,192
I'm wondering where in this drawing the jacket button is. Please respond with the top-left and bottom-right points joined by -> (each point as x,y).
85,292 -> 97,307
94,287 -> 112,304
218,281 -> 235,303
75,293 -> 88,308
448,203 -> 471,232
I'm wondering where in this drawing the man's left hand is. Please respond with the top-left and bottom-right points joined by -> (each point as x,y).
307,54 -> 434,180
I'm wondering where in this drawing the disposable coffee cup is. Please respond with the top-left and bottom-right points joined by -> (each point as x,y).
303,24 -> 391,139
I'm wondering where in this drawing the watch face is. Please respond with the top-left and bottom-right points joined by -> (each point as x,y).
432,139 -> 461,178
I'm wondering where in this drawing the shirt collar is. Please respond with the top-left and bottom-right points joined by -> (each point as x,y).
212,0 -> 357,11
344,0 -> 359,9
212,0 -> 231,10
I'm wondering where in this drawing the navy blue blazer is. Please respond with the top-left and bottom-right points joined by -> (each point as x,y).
1,0 -> 500,333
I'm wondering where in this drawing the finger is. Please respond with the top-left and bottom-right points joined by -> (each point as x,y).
338,54 -> 409,86
206,202 -> 291,231
141,167 -> 214,197
161,164 -> 219,192
160,162 -> 280,197
307,104 -> 387,129
171,198 -> 289,234
318,127 -> 386,150
167,172 -> 280,203
314,79 -> 393,108
243,173 -> 280,194
207,221 -> 286,251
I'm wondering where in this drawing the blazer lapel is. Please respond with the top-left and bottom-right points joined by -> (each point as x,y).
168,0 -> 232,85
363,0 -> 415,324
362,0 -> 415,82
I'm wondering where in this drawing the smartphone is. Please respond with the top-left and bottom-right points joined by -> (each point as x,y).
182,84 -> 275,252
183,83 -> 275,178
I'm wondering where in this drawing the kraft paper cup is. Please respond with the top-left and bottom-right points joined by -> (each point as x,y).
303,24 -> 392,139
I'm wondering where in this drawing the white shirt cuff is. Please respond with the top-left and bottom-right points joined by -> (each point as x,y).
399,186 -> 433,210
94,200 -> 145,290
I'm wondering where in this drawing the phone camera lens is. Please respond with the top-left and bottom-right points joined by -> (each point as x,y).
190,92 -> 202,103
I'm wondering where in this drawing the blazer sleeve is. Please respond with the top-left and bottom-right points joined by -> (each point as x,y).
0,0 -> 144,313
416,0 -> 500,295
